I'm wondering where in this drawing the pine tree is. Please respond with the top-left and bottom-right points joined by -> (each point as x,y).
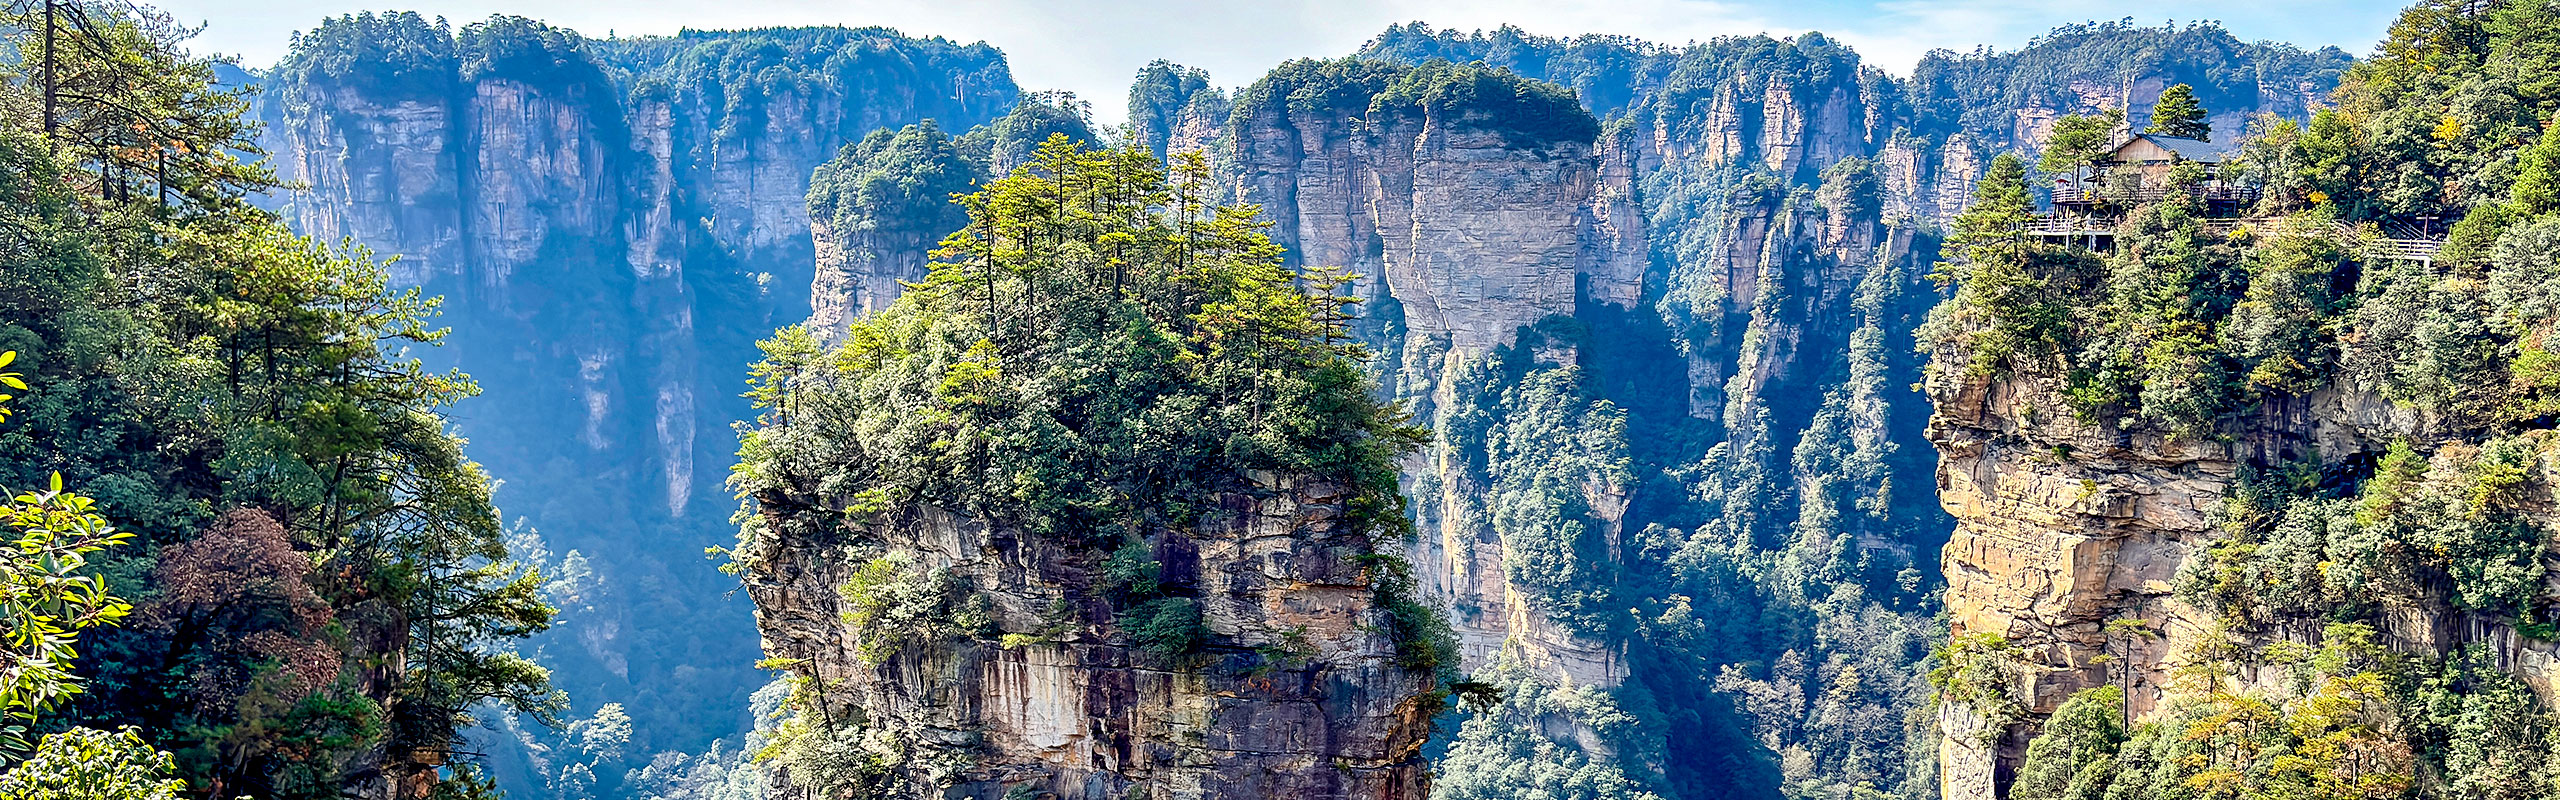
2010,687 -> 2126,800
1945,153 -> 2038,266
2148,83 -> 2212,141
2040,109 -> 2126,179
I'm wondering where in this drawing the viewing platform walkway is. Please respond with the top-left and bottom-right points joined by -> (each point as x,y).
2029,215 -> 2444,263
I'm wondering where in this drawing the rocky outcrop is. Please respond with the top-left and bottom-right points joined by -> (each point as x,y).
741,476 -> 1436,800
1365,120 -> 1585,351
1924,359 -> 2560,798
269,84 -> 463,287
1228,94 -> 1644,353
1924,366 -> 2285,793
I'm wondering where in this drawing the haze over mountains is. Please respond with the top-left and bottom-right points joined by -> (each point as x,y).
240,11 -> 2352,799
18,1 -> 2560,799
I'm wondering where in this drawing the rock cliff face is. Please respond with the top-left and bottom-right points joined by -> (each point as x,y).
1922,365 -> 2274,798
807,213 -> 937,333
458,77 -> 619,291
1226,102 -> 1634,351
268,83 -> 464,286
1219,64 -> 1644,695
1924,368 -> 2560,799
741,477 -> 1435,800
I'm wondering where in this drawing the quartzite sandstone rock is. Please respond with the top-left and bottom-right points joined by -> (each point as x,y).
741,476 -> 1436,800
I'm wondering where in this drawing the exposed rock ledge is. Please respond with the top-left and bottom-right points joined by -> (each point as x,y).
742,474 -> 1437,800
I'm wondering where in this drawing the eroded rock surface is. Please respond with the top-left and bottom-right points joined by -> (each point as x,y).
741,477 -> 1436,800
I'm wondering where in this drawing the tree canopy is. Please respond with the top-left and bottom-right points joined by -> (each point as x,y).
0,2 -> 554,796
2147,83 -> 2213,140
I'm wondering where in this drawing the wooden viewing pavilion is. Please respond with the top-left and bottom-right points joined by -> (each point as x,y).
2032,132 -> 2444,263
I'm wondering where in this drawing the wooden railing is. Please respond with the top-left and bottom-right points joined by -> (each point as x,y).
2025,217 -> 2115,237
2032,215 -> 2444,262
2053,185 -> 2259,205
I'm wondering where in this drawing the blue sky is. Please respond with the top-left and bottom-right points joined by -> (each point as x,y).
161,0 -> 2410,123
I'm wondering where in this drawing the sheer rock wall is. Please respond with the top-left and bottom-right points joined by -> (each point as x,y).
740,477 -> 1436,800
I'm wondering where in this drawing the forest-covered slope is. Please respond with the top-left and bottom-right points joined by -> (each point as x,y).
1926,2 -> 2560,798
0,5 -> 554,799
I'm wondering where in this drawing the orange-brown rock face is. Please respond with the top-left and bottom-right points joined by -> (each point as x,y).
1923,355 -> 2560,798
1924,363 -> 2258,797
739,474 -> 1437,800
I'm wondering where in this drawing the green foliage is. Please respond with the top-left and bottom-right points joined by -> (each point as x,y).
2042,110 -> 2127,176
1368,60 -> 1600,148
1230,55 -> 1602,152
0,727 -> 184,800
0,477 -> 136,745
1929,154 -> 2100,379
807,121 -> 980,248
0,353 -> 22,426
276,12 -> 455,100
2409,650 -> 2560,800
590,26 -> 1016,142
2515,121 -> 2560,217
451,16 -> 621,124
2147,83 -> 2213,141
2009,687 -> 2124,800
429,763 -> 508,800
1928,632 -> 2025,742
2221,232 -> 2351,395
955,91 -> 1098,174
1126,60 -> 1216,158
2009,626 -> 2512,800
2186,435 -> 2555,628
838,554 -> 991,665
2247,0 -> 2560,222
1357,22 -> 1671,117
1120,598 -> 1205,658
456,15 -> 604,86
1434,657 -> 1667,800
2437,201 -> 2516,272
1358,553 -> 1459,676
1429,347 -> 1633,637
1910,21 -> 2347,147
736,138 -> 1423,553
1096,537 -> 1163,601
1232,58 -> 1403,124
752,701 -> 886,799
0,9 -> 554,795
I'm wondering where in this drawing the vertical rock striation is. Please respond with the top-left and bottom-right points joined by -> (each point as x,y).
741,479 -> 1437,800
1221,60 -> 1642,691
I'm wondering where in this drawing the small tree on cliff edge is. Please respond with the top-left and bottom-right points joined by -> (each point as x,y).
2148,83 -> 2212,141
